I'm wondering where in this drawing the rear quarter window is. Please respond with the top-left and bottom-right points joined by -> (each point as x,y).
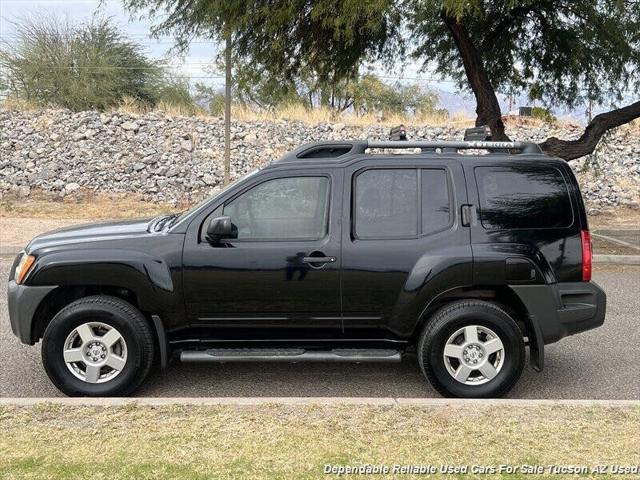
475,165 -> 573,230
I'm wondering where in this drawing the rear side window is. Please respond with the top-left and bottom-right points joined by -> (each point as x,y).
354,168 -> 452,239
355,169 -> 418,238
476,166 -> 573,230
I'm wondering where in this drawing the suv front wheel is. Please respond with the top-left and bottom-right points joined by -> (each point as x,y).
41,295 -> 155,396
418,300 -> 525,398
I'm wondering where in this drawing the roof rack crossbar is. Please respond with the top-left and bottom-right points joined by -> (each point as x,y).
367,140 -> 542,154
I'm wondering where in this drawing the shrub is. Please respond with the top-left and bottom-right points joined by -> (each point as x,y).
0,16 -> 189,112
531,106 -> 557,123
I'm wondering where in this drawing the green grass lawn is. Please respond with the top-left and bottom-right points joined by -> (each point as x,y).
1,403 -> 638,479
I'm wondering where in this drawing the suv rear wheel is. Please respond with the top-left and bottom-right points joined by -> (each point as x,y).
41,295 -> 154,396
418,300 -> 525,398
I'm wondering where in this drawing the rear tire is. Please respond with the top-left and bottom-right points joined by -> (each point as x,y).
418,300 -> 525,398
42,295 -> 154,397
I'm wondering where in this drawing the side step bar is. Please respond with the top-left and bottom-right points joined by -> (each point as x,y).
180,348 -> 402,363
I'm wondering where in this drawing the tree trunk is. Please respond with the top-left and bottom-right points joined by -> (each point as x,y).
442,13 -> 509,141
540,100 -> 640,160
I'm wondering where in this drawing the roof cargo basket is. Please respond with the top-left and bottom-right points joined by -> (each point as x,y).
389,125 -> 407,141
464,125 -> 491,141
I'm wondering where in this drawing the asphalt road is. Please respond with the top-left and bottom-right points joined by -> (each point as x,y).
1,257 -> 638,399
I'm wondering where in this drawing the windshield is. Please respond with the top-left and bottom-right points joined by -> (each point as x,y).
170,168 -> 261,227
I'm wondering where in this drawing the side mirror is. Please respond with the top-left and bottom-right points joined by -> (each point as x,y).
206,215 -> 237,243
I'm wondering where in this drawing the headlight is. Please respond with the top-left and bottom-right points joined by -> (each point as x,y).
15,254 -> 35,284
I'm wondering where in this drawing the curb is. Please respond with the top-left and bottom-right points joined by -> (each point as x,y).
0,397 -> 638,407
2,245 -> 640,265
593,254 -> 640,265
592,232 -> 640,252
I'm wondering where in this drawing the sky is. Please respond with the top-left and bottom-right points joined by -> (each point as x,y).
0,0 -> 623,122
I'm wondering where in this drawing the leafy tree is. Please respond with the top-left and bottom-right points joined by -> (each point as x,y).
409,0 -> 640,157
156,77 -> 205,115
123,0 -> 639,160
350,73 -> 440,117
194,83 -> 226,115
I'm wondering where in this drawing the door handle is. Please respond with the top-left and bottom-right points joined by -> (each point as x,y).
461,204 -> 476,227
302,256 -> 336,264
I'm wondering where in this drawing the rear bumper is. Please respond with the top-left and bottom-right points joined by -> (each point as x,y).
511,281 -> 606,345
7,280 -> 57,345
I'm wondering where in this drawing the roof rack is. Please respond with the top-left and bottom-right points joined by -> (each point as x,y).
367,140 -> 542,154
276,139 -> 542,163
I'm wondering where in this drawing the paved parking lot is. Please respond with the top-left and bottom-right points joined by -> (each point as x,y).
1,257 -> 638,399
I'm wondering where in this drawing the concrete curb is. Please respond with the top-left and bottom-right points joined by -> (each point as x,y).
593,254 -> 640,265
2,245 -> 640,265
0,397 -> 638,407
592,232 -> 640,252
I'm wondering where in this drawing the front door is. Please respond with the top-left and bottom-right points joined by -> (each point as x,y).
182,169 -> 343,338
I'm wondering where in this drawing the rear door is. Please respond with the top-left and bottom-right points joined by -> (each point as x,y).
340,158 -> 472,339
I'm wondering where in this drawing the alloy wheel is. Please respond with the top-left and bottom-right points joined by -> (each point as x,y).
442,325 -> 505,385
62,322 -> 128,384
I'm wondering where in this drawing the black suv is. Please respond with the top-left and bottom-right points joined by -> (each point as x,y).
8,138 -> 606,397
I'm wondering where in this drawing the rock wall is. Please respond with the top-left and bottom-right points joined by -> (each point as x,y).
1,109 -> 638,212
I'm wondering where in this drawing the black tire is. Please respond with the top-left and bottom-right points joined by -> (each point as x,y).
42,295 -> 155,397
418,300 -> 525,398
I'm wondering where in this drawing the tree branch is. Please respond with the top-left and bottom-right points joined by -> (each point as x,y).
539,100 -> 640,160
442,12 -> 509,141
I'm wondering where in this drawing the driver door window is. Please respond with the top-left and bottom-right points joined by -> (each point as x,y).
224,176 -> 330,240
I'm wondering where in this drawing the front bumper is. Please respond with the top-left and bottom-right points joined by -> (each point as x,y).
7,280 -> 57,345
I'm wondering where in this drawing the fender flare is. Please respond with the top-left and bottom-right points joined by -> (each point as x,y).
27,248 -> 176,311
415,285 -> 546,372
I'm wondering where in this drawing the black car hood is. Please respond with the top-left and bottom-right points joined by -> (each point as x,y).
26,218 -> 155,253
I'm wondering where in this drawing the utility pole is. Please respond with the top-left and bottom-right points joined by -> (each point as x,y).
587,98 -> 593,123
224,34 -> 231,185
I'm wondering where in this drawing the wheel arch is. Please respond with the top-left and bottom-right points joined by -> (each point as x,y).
31,285 -> 141,344
31,287 -> 170,369
414,285 -> 543,370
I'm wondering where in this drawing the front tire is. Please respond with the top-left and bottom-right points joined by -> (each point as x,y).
42,295 -> 154,396
418,300 -> 525,398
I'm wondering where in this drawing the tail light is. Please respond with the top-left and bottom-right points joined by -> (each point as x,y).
581,230 -> 592,282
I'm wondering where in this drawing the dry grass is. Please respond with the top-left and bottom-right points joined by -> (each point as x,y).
0,403 -> 638,479
0,191 -> 178,220
0,96 -> 41,111
231,103 -> 459,126
109,96 -> 469,126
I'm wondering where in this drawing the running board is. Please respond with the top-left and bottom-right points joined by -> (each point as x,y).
180,348 -> 402,363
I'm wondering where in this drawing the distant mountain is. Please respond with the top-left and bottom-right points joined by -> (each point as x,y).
433,87 -> 629,126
